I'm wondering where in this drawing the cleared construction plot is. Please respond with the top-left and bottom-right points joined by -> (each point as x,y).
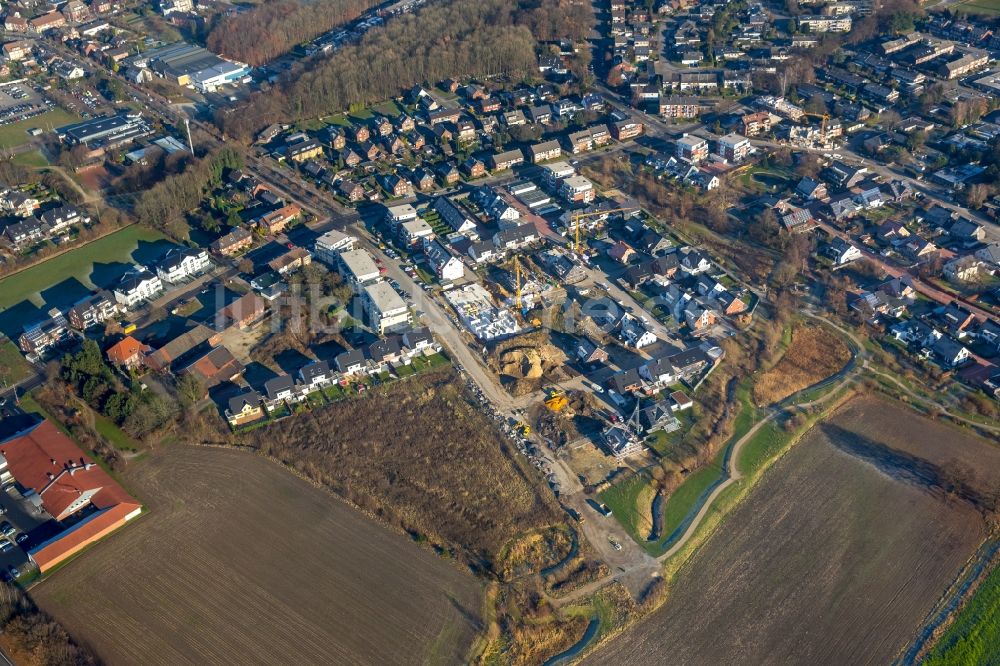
587,397 -> 999,666
33,445 -> 482,666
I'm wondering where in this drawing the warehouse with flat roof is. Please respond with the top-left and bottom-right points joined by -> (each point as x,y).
132,42 -> 250,92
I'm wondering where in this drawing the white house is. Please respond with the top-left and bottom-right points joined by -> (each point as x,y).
424,240 -> 464,282
825,238 -> 863,265
618,314 -> 657,349
114,266 -> 163,308
156,247 -> 211,283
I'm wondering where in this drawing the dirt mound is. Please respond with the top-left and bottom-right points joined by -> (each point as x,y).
490,331 -> 570,396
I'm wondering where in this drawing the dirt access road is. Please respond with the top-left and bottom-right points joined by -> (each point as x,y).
33,445 -> 482,666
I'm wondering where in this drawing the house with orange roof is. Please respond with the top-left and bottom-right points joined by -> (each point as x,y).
0,420 -> 141,572
105,335 -> 150,369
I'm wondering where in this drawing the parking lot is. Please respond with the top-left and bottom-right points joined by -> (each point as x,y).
0,482 -> 60,580
0,83 -> 52,125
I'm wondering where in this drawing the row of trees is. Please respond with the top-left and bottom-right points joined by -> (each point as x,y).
0,583 -> 95,665
206,0 -> 378,66
219,0 -> 592,140
133,147 -> 243,238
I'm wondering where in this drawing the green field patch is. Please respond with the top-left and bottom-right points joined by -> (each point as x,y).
0,108 -> 79,150
0,339 -> 34,386
953,0 -> 1000,14
0,225 -> 168,335
924,562 -> 1000,665
11,150 -> 49,168
599,472 -> 656,542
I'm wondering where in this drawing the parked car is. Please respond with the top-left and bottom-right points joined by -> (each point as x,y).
0,541 -> 13,553
15,533 -> 28,545
0,522 -> 13,537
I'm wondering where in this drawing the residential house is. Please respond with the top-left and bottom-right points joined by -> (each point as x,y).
68,291 -> 119,329
105,335 -> 149,370
299,361 -> 333,391
254,204 -> 302,235
210,228 -> 253,256
335,348 -> 366,376
527,140 -> 562,164
434,197 -> 477,233
264,374 -> 296,404
179,345 -> 244,389
424,240 -> 463,281
226,390 -> 263,427
113,267 -> 163,308
156,247 -> 211,284
824,237 -> 863,265
18,309 -> 69,356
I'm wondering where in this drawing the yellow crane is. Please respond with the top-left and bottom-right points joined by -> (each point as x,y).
803,111 -> 830,142
571,207 -> 639,252
511,254 -> 523,311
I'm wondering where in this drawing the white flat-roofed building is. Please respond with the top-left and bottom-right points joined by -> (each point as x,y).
314,229 -> 357,265
558,175 -> 595,203
363,282 -> 411,334
338,248 -> 382,293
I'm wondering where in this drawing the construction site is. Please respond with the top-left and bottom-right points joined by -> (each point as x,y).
443,283 -> 521,341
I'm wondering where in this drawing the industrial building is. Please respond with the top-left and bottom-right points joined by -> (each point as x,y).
130,42 -> 250,93
57,112 -> 152,152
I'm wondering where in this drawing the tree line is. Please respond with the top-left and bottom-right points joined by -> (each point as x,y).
0,583 -> 95,665
206,0 -> 378,66
218,0 -> 592,141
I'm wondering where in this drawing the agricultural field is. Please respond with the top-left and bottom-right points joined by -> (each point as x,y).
246,367 -> 565,575
0,225 -> 169,336
752,325 -> 851,405
587,397 -> 1000,665
33,445 -> 482,665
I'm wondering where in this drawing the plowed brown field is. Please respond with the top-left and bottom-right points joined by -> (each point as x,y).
32,445 -> 482,666
587,398 -> 999,666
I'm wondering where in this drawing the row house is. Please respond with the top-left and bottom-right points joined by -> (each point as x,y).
527,139 -> 562,164
565,125 -> 612,154
658,95 -> 701,118
487,149 -> 525,172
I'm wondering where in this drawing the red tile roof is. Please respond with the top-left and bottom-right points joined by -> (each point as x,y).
0,421 -> 137,520
106,335 -> 146,366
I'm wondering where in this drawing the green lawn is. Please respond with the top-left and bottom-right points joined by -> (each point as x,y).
11,149 -> 49,168
953,0 -> 1000,14
599,472 -> 654,542
0,339 -> 34,387
0,108 -> 79,150
93,411 -> 139,452
735,420 -> 787,477
924,563 -> 1000,665
0,225 -> 167,311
